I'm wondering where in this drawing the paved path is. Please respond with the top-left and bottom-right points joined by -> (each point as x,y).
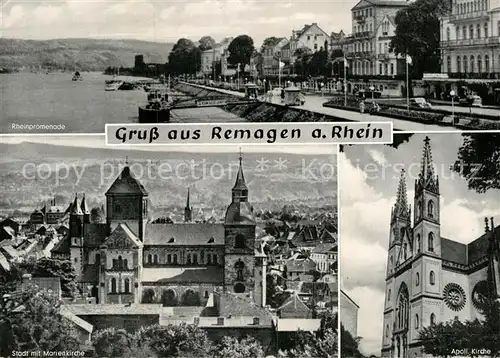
185,82 -> 455,131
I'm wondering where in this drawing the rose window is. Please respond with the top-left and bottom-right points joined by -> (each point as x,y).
443,283 -> 466,311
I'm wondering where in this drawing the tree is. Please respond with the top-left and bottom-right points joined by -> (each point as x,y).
135,323 -> 212,357
168,38 -> 201,75
198,36 -> 216,51
451,133 -> 500,193
8,290 -> 81,354
260,37 -> 281,52
390,0 -> 451,78
90,206 -> 104,223
340,324 -> 363,358
214,336 -> 264,358
92,328 -> 154,358
227,35 -> 255,71
28,258 -> 78,298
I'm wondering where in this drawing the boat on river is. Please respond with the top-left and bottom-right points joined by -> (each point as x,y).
72,71 -> 83,81
138,90 -> 170,123
105,79 -> 124,91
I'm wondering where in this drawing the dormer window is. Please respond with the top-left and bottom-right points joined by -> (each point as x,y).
208,237 -> 215,243
168,237 -> 175,243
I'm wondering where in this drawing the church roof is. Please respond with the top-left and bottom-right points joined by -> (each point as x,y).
80,194 -> 90,215
83,224 -> 109,247
232,157 -> 248,191
144,223 -> 224,246
142,266 -> 223,284
70,195 -> 83,215
51,235 -> 70,255
106,166 -> 148,196
102,223 -> 143,249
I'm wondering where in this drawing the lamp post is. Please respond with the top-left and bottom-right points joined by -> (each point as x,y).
450,90 -> 456,122
370,85 -> 375,103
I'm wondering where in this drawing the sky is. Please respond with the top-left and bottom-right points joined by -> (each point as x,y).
0,134 -> 337,154
340,133 -> 500,356
0,0 -> 355,46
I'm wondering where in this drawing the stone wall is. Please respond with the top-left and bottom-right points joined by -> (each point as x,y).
142,284 -> 222,305
78,314 -> 159,332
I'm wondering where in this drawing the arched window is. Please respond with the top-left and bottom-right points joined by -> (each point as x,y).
173,254 -> 178,264
207,255 -> 212,264
234,283 -> 246,293
111,278 -> 117,293
456,26 -> 461,39
457,56 -> 462,73
416,272 -> 420,286
415,314 -> 420,329
124,278 -> 130,293
428,200 -> 434,218
430,271 -> 436,285
167,254 -> 171,264
148,254 -> 152,263
446,28 -> 450,41
388,289 -> 391,301
463,26 -> 467,39
478,55 -> 483,73
187,253 -> 192,264
396,283 -> 410,330
485,55 -> 490,72
430,313 -> 436,325
403,243 -> 408,260
477,24 -> 481,38
470,55 -> 475,73
153,254 -> 158,264
117,255 -> 123,269
447,56 -> 451,73
386,325 -> 389,338
417,234 -> 421,253
193,253 -> 198,264
204,290 -> 209,298
484,23 -> 489,38
213,254 -> 218,264
123,259 -> 128,269
417,201 -> 422,219
390,63 -> 394,75
463,55 -> 468,73
428,232 -> 434,252
235,234 -> 245,249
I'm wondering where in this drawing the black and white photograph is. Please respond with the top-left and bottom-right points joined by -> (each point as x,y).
2,0 -> 500,133
0,138 -> 338,357
339,133 -> 500,358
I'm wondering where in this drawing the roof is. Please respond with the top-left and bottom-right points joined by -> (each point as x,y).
278,293 -> 312,318
102,223 -> 143,249
82,264 -> 99,283
142,266 -> 223,284
286,258 -> 316,273
106,166 -> 148,196
300,282 -> 332,295
60,310 -> 94,333
311,242 -> 337,254
1,245 -> 19,259
22,277 -> 61,296
83,224 -> 109,247
216,292 -> 273,326
341,289 -> 360,308
47,206 -> 65,213
51,235 -> 70,255
441,237 -> 467,265
144,223 -> 224,246
0,251 -> 10,271
276,318 -> 321,332
1,226 -> 15,238
61,304 -> 162,315
351,0 -> 410,10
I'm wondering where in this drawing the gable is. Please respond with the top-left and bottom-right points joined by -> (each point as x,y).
351,0 -> 373,10
297,23 -> 331,42
102,223 -> 142,249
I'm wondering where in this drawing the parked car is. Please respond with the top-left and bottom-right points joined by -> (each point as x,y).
459,95 -> 482,107
271,88 -> 283,96
409,97 -> 432,109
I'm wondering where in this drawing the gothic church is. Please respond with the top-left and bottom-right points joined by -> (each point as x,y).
381,137 -> 500,358
52,156 -> 267,308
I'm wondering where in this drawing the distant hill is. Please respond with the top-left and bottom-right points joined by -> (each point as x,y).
0,142 -> 337,215
0,38 -> 174,72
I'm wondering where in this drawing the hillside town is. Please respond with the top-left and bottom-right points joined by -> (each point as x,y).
0,156 -> 339,357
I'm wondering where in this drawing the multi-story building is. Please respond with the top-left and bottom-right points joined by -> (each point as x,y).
344,0 -> 410,95
440,0 -> 500,77
200,37 -> 233,77
381,136 -> 500,358
262,37 -> 290,77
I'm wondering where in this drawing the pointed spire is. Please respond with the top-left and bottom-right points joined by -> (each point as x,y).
485,217 -> 490,232
186,187 -> 190,209
392,170 -> 410,222
233,151 -> 248,191
80,193 -> 90,214
70,193 -> 83,215
126,156 -> 129,165
417,136 -> 439,194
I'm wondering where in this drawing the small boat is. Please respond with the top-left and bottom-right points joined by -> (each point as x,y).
105,79 -> 124,91
139,91 -> 170,123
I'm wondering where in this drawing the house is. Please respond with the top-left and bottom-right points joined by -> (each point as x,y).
262,37 -> 290,77
340,289 -> 359,338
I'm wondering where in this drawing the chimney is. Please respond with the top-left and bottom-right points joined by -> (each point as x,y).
217,317 -> 224,325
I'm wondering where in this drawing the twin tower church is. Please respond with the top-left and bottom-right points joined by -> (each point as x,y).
52,155 -> 268,308
382,137 -> 500,358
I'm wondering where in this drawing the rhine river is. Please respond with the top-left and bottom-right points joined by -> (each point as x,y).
0,72 -> 242,133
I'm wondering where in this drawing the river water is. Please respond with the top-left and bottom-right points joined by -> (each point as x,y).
0,72 -> 242,133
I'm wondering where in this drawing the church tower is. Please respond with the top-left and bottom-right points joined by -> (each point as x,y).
80,193 -> 91,224
223,154 -> 256,298
69,194 -> 84,281
382,170 -> 411,353
409,136 -> 442,353
184,188 -> 192,222
105,161 -> 148,241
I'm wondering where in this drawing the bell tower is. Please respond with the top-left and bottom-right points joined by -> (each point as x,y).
69,194 -> 84,281
223,153 -> 256,298
184,187 -> 192,222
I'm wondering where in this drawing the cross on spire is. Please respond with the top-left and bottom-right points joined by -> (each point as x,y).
393,169 -> 410,222
126,156 -> 129,165
417,136 -> 439,194
239,147 -> 242,164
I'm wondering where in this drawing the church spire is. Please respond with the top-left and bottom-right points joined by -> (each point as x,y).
184,187 -> 192,222
232,151 -> 248,202
416,136 -> 439,195
70,193 -> 83,216
392,170 -> 410,222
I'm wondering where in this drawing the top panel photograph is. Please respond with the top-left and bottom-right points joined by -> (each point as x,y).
1,0 -> 500,134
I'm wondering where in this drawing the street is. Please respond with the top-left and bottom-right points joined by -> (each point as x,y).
430,103 -> 500,117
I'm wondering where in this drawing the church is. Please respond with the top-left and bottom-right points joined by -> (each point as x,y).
52,155 -> 267,308
381,137 -> 500,358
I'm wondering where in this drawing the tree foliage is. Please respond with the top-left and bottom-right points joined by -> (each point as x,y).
261,37 -> 281,52
92,327 -> 154,358
451,133 -> 500,193
214,336 -> 264,358
7,290 -> 80,354
390,0 -> 451,77
168,38 -> 201,75
22,258 -> 79,298
227,35 -> 255,69
340,323 -> 363,358
198,36 -> 216,51
135,323 -> 212,357
90,206 -> 104,223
